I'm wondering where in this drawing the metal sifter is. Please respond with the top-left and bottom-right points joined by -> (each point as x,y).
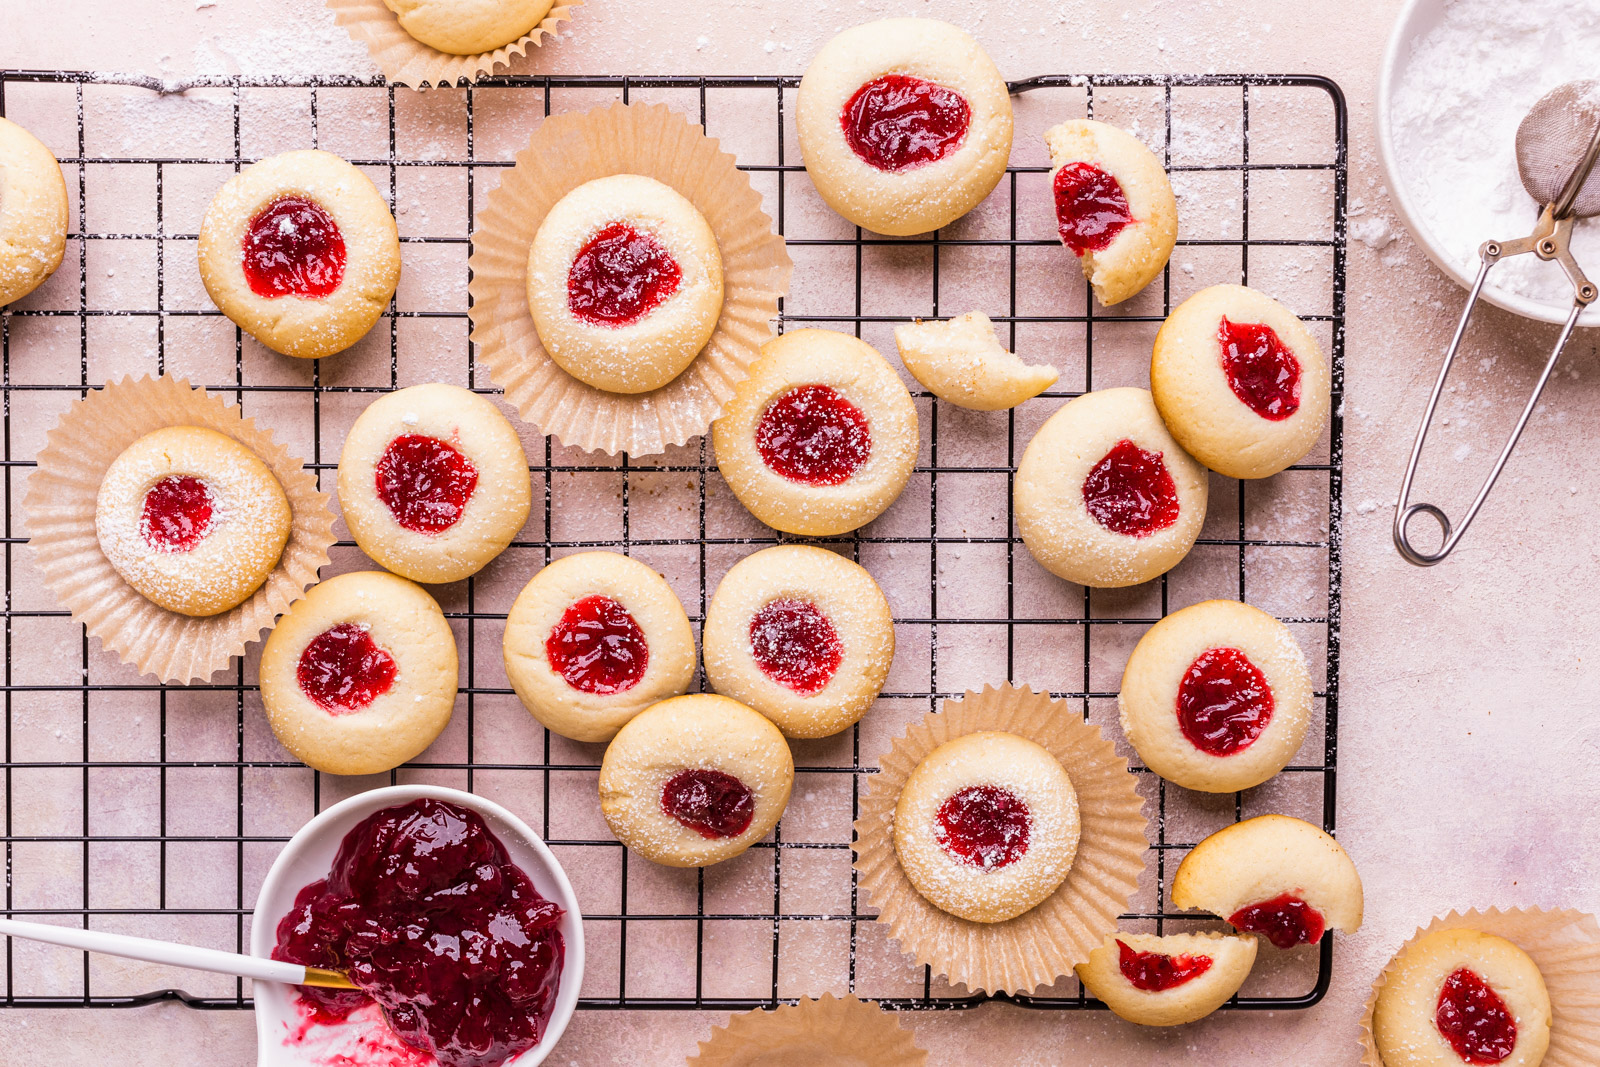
1394,79 -> 1600,565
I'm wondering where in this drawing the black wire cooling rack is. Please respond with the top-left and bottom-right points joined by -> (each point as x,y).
0,69 -> 1346,1016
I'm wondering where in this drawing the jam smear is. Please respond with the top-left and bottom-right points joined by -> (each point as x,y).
1176,647 -> 1275,757
273,798 -> 566,1067
661,769 -> 755,839
374,433 -> 480,535
567,221 -> 683,327
1116,939 -> 1214,992
1219,318 -> 1302,421
1082,438 -> 1180,537
1436,967 -> 1519,1065
749,598 -> 843,696
140,475 -> 215,552
1229,893 -> 1325,949
840,74 -> 971,173
242,195 -> 347,299
755,385 -> 871,486
545,594 -> 649,695
1053,162 -> 1135,255
935,785 -> 1031,871
297,623 -> 398,714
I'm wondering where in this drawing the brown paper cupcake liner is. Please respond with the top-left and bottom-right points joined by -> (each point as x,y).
688,993 -> 927,1067
853,684 -> 1149,995
468,100 -> 792,457
326,0 -> 579,88
1359,907 -> 1600,1067
22,375 -> 335,684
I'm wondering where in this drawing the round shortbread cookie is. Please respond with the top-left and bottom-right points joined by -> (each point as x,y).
382,0 -> 556,54
0,116 -> 69,308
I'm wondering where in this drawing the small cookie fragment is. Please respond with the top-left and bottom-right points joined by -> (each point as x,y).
893,311 -> 1059,411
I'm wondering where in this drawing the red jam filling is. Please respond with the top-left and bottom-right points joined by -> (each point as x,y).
297,623 -> 398,714
1228,893 -> 1325,949
749,598 -> 843,696
1116,939 -> 1215,992
1436,967 -> 1519,1065
545,594 -> 649,695
374,433 -> 479,535
934,785 -> 1031,871
242,195 -> 347,299
1176,647 -> 1275,757
1053,162 -> 1135,255
1082,438 -> 1180,537
567,221 -> 682,327
273,798 -> 566,1067
139,475 -> 215,552
840,74 -> 971,173
661,769 -> 755,839
755,384 -> 871,486
1219,318 -> 1302,421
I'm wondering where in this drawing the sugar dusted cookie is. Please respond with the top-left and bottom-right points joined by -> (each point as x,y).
0,117 -> 68,308
894,311 -> 1059,411
382,0 -> 556,55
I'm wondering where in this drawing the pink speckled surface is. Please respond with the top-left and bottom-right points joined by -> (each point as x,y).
4,0 -> 1600,1064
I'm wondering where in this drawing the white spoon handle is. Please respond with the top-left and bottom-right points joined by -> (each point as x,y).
0,916 -> 309,985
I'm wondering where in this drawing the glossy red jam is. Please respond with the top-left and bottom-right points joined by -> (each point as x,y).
545,594 -> 649,695
840,74 -> 971,173
242,195 -> 347,299
1229,893 -> 1325,949
297,623 -> 398,714
1176,647 -> 1275,757
1116,939 -> 1214,992
755,385 -> 871,486
934,785 -> 1031,871
1219,318 -> 1302,421
273,798 -> 566,1067
1436,967 -> 1518,1064
1082,438 -> 1180,537
567,221 -> 682,327
140,475 -> 215,552
1053,162 -> 1135,255
374,433 -> 479,535
749,598 -> 843,696
661,769 -> 755,839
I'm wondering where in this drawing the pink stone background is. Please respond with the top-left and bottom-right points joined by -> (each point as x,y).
4,0 -> 1600,1063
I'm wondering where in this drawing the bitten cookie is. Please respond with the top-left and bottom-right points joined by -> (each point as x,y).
1151,284 -> 1331,479
338,384 -> 531,584
703,545 -> 894,739
1119,600 -> 1312,794
796,18 -> 1013,236
713,328 -> 918,537
1172,814 -> 1363,950
894,311 -> 1059,411
1044,119 -> 1177,306
599,694 -> 794,868
526,173 -> 723,394
892,731 -> 1080,924
0,117 -> 69,307
259,570 -> 458,775
95,426 -> 292,617
198,149 -> 400,359
1076,932 -> 1258,1026
382,0 -> 555,54
503,551 -> 696,743
1015,388 -> 1208,589
1373,928 -> 1552,1067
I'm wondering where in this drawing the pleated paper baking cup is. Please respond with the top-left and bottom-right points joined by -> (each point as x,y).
468,101 -> 792,457
688,993 -> 927,1067
1359,907 -> 1600,1067
23,375 -> 335,684
325,0 -> 579,88
853,684 -> 1149,995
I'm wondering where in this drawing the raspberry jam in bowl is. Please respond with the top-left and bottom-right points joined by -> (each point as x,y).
253,786 -> 583,1067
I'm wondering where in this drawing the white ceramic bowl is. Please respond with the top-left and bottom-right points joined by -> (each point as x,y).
1377,0 -> 1600,328
251,785 -> 584,1067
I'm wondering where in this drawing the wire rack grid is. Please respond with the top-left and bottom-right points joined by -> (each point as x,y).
0,69 -> 1346,1017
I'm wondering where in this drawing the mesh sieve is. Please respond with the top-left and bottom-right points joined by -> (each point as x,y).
1516,79 -> 1600,218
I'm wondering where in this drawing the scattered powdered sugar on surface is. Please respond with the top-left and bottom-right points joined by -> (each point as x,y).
189,0 -> 375,80
1390,0 -> 1600,309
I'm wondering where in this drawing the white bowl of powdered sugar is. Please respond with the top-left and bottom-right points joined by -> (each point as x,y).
1379,0 -> 1600,328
